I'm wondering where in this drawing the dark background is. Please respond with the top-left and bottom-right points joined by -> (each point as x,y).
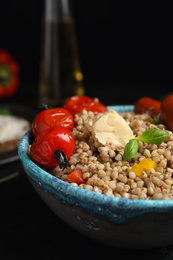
0,0 -> 173,106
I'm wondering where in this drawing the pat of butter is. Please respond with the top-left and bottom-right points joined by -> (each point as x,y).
91,110 -> 134,147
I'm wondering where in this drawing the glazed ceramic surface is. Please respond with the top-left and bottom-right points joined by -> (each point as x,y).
18,105 -> 173,249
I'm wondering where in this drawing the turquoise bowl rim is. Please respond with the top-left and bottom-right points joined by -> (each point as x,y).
18,105 -> 173,224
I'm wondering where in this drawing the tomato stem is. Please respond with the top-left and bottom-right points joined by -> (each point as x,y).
54,149 -> 70,170
0,66 -> 12,86
38,104 -> 52,110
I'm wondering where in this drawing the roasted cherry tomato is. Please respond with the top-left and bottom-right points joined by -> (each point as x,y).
160,94 -> 173,132
32,108 -> 75,137
64,95 -> 108,115
30,126 -> 75,169
134,97 -> 161,118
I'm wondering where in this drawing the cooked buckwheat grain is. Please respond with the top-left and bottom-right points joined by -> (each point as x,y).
52,110 -> 173,200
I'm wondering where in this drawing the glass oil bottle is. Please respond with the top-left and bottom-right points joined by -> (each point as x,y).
39,0 -> 84,106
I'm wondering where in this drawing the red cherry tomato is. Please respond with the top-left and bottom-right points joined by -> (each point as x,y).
32,108 -> 75,137
160,94 -> 173,132
30,126 -> 75,169
64,95 -> 108,115
134,97 -> 161,118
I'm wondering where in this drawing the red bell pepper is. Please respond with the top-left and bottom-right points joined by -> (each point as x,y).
66,169 -> 86,185
0,49 -> 19,98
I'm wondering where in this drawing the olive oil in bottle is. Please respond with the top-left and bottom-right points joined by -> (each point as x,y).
39,0 -> 84,106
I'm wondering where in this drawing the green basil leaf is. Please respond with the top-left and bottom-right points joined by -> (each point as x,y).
0,107 -> 11,115
138,129 -> 169,145
123,139 -> 139,161
154,114 -> 160,125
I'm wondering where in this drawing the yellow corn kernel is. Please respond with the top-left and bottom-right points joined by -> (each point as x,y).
130,163 -> 144,177
139,158 -> 158,171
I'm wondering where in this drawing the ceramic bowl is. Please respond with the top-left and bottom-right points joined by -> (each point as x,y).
18,105 -> 173,249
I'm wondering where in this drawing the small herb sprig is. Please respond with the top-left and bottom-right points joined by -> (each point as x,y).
123,129 -> 169,161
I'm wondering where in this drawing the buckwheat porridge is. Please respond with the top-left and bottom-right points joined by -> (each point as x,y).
50,109 -> 173,200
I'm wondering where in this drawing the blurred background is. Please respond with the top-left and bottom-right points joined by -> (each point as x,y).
0,0 -> 172,106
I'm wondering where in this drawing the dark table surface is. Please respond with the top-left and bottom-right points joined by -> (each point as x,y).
1,150 -> 173,260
